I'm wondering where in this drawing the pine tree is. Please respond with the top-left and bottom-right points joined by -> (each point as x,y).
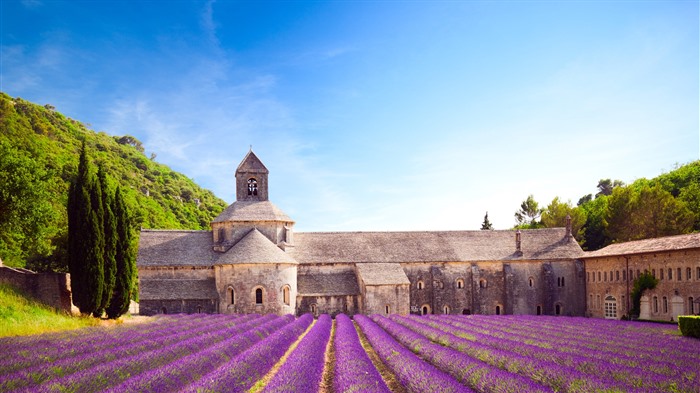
480,212 -> 494,230
106,187 -> 135,319
98,166 -> 117,314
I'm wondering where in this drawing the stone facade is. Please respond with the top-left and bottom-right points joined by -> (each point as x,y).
136,151 -> 698,319
582,234 -> 700,321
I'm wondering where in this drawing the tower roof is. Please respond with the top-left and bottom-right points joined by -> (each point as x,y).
217,228 -> 297,265
236,150 -> 269,175
212,201 -> 293,223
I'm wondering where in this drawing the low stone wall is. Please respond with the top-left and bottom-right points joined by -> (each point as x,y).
0,266 -> 73,313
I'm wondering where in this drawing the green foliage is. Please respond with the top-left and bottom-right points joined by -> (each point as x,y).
106,187 -> 137,319
98,166 -> 117,315
514,195 -> 544,229
540,197 -> 586,240
0,93 -> 227,269
630,271 -> 658,318
480,212 -> 494,230
595,179 -> 625,197
678,316 -> 700,339
578,196 -> 610,251
0,283 -> 99,337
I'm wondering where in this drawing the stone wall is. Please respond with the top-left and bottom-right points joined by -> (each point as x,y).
296,295 -> 359,317
584,249 -> 700,320
215,263 -> 297,315
0,266 -> 73,312
140,299 -> 218,315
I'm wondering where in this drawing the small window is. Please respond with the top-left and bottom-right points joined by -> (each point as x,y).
597,294 -> 601,309
687,267 -> 692,280
495,305 -> 501,315
385,305 -> 390,314
528,277 -> 534,287
555,304 -> 562,315
660,269 -> 664,280
247,178 -> 258,196
587,272 -> 590,282
663,296 -> 668,313
479,279 -> 487,289
283,286 -> 290,306
228,287 -> 235,305
443,305 -> 450,314
536,305 -> 542,315
697,267 -> 700,280
616,270 -> 620,281
417,281 -> 424,290
678,267 -> 682,281
310,304 -> 317,315
589,294 -> 593,309
622,270 -> 627,281
197,306 -> 202,313
653,296 -> 658,313
598,271 -> 601,281
255,288 -> 263,305
603,272 -> 607,282
561,277 -> 565,287
668,268 -> 673,280
652,269 -> 656,278
456,279 -> 464,289
689,297 -> 695,314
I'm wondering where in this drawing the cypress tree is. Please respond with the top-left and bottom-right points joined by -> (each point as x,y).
86,171 -> 105,317
106,187 -> 135,319
98,166 -> 117,314
67,142 -> 91,312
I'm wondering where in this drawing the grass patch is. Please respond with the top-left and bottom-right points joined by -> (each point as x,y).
0,283 -> 99,337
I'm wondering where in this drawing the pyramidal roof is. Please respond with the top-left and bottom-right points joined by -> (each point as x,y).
216,228 -> 297,265
212,201 -> 293,223
236,150 -> 268,174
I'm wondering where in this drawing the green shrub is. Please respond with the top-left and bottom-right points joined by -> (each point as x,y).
678,316 -> 700,339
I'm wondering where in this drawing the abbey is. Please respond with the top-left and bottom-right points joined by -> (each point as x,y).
137,151 -> 700,319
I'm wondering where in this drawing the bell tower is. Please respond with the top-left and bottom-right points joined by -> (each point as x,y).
235,149 -> 269,201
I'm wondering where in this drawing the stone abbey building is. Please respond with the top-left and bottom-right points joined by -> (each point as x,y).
137,151 -> 700,319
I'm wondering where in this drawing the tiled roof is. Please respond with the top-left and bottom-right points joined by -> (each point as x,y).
356,263 -> 410,285
288,228 -> 583,264
297,271 -> 360,296
217,229 -> 298,265
212,201 -> 293,223
583,232 -> 700,258
140,279 -> 218,300
137,230 -> 216,267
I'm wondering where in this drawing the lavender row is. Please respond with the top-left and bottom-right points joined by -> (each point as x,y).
6,314 -> 272,393
104,314 -> 294,393
333,314 -> 391,393
371,315 -> 552,393
184,313 -> 314,393
355,314 -> 473,393
435,315 -> 700,381
262,314 -> 332,392
390,315 -> 637,393
0,313 -> 248,376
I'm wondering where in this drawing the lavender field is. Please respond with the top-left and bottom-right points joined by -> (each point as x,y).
1,313 -> 699,393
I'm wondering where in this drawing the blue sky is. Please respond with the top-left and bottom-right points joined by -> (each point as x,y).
2,0 -> 698,231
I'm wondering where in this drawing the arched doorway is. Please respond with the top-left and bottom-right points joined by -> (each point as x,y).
421,304 -> 431,315
604,295 -> 617,319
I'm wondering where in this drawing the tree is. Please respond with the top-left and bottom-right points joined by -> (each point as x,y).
578,196 -> 610,251
68,143 -> 105,316
106,187 -> 136,319
630,271 -> 658,318
540,197 -> 586,240
596,179 -> 624,197
514,195 -> 543,228
480,212 -> 494,230
98,166 -> 117,315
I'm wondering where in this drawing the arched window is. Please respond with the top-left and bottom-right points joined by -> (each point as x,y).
255,288 -> 263,305
596,294 -> 601,309
660,269 -> 664,280
663,296 -> 668,313
227,286 -> 235,305
687,267 -> 692,280
678,267 -> 682,281
443,305 -> 450,314
623,270 -> 627,281
197,306 -> 202,313
697,267 -> 700,280
282,285 -> 290,306
536,305 -> 542,315
616,270 -> 620,281
690,297 -> 695,314
598,272 -> 601,281
417,280 -> 424,290
495,305 -> 501,315
310,304 -> 317,315
561,277 -> 565,287
653,296 -> 658,313
555,304 -> 562,315
479,279 -> 487,289
385,305 -> 390,314
247,178 -> 258,196
668,268 -> 673,280
456,279 -> 464,289
604,295 -> 617,319
589,294 -> 593,309
528,277 -> 534,287
421,305 -> 431,315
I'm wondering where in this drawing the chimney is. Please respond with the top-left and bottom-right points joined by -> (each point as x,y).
515,230 -> 522,256
565,214 -> 572,239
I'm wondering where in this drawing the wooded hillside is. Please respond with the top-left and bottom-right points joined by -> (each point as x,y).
0,93 -> 228,269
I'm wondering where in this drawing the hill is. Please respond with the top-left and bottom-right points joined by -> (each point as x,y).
0,93 -> 228,269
